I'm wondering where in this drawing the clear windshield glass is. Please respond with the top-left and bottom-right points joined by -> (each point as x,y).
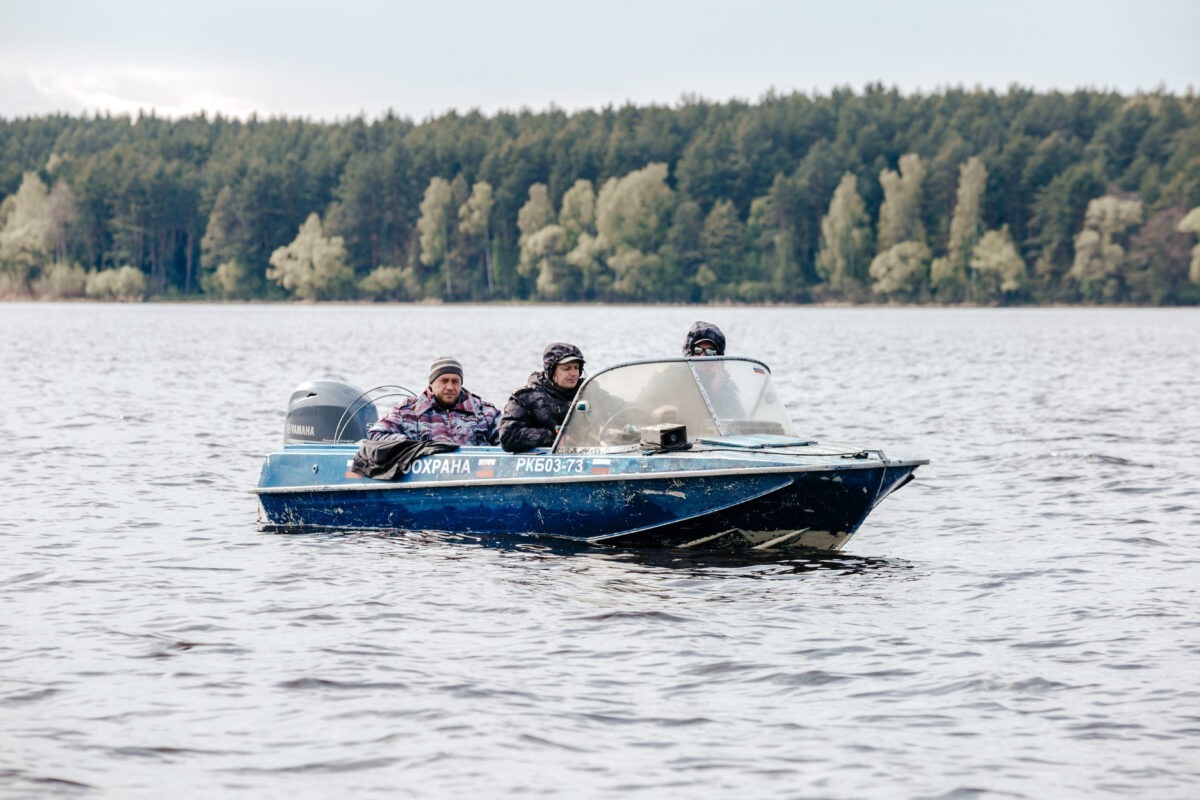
556,358 -> 796,451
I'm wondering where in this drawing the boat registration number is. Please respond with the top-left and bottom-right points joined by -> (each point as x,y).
514,457 -> 585,474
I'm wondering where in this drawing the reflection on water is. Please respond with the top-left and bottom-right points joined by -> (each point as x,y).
328,527 -> 910,579
596,548 -> 909,577
3,304 -> 1200,799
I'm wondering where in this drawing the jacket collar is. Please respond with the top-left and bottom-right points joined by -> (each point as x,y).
417,386 -> 471,414
531,371 -> 576,401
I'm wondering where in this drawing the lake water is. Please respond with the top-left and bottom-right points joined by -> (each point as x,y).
2,303 -> 1199,798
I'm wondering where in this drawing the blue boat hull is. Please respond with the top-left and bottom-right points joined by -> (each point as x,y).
255,444 -> 923,551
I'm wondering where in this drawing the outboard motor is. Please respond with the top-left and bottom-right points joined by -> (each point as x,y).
283,380 -> 379,444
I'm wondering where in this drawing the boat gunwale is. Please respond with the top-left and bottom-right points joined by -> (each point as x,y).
252,458 -> 928,495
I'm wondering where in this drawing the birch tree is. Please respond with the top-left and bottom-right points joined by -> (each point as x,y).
85,265 -> 148,301
815,173 -> 871,290
969,226 -> 1027,299
525,224 -> 573,299
1069,195 -> 1143,299
931,156 -> 987,298
1179,206 -> 1200,285
417,177 -> 454,297
559,179 -> 596,243
33,261 -> 87,298
559,180 -> 598,298
267,213 -> 353,300
0,172 -> 52,293
595,163 -> 675,299
517,183 -> 555,280
869,241 -> 930,299
458,181 -> 495,291
564,233 -> 605,299
47,180 -> 79,264
877,153 -> 926,251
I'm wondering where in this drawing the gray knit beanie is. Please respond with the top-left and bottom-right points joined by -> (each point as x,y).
428,356 -> 464,385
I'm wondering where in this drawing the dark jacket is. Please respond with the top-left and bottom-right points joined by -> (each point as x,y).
498,343 -> 585,452
352,439 -> 459,480
683,321 -> 727,355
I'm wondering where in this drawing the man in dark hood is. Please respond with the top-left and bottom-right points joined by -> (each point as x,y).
499,342 -> 585,452
683,321 -> 726,356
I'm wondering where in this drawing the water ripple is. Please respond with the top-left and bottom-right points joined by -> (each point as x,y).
3,304 -> 1199,798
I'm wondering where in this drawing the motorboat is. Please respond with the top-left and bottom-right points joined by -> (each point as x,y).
254,357 -> 927,551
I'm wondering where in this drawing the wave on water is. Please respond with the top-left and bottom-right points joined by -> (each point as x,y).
5,304 -> 1200,799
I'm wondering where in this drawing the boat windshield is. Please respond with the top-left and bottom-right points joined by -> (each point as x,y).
556,358 -> 797,451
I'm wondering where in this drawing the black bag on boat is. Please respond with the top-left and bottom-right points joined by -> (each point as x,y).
352,439 -> 460,480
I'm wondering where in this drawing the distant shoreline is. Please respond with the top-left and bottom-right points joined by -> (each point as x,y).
3,90 -> 1198,306
3,296 -> 1196,309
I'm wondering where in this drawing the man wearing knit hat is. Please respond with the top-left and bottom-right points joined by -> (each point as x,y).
366,356 -> 500,445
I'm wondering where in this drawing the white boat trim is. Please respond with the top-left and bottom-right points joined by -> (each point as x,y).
253,459 -> 927,496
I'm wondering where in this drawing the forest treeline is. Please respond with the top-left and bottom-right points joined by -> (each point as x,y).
2,86 -> 1199,304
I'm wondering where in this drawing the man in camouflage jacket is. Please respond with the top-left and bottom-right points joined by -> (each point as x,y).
499,343 -> 586,452
367,356 -> 500,445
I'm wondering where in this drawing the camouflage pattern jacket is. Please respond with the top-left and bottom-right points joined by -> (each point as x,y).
367,387 -> 500,445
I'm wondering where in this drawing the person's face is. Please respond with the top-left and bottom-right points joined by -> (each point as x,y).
431,373 -> 463,405
691,339 -> 719,357
552,361 -> 582,391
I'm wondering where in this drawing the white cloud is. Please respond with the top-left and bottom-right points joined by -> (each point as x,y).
1,1 -> 1197,120
0,66 -> 82,116
15,65 -> 262,119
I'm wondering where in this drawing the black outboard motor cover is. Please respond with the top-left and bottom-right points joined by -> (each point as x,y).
284,380 -> 378,444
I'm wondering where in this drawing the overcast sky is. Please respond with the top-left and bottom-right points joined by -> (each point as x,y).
1,0 -> 1196,121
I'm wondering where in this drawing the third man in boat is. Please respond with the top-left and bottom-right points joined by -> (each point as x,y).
683,321 -> 726,357
498,343 -> 586,452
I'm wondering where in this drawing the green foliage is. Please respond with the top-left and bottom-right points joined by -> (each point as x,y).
1069,195 -> 1143,300
1123,206 -> 1193,302
1179,206 -> 1200,285
816,173 -> 871,290
46,180 -> 78,263
700,200 -> 745,300
596,163 -> 674,255
417,177 -> 453,269
202,259 -> 258,300
1029,162 -> 1105,290
454,181 -> 496,295
266,213 -> 353,300
877,153 -> 926,251
200,186 -> 242,274
0,172 -> 52,292
85,265 -> 147,300
524,225 -> 572,299
931,156 -> 988,299
2,88 -> 1199,303
595,163 -> 675,299
970,227 -> 1027,299
747,178 -> 803,299
558,179 -> 596,244
564,232 -> 607,299
32,260 -> 87,298
870,241 -> 931,299
358,265 -> 414,301
517,183 -> 555,282
661,200 -> 705,301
